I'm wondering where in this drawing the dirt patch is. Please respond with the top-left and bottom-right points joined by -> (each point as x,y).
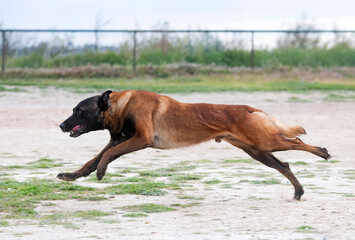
0,87 -> 354,239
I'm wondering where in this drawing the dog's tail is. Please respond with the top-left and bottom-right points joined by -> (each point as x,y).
269,116 -> 306,138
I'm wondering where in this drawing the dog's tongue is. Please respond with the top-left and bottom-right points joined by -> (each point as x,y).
72,125 -> 81,131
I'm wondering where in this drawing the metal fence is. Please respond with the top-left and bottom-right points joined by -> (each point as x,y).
1,29 -> 355,74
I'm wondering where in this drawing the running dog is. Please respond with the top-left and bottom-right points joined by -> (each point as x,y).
58,90 -> 330,200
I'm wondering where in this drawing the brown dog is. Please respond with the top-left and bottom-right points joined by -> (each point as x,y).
59,90 -> 330,200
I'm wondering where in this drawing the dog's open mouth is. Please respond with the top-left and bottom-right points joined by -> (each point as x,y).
70,125 -> 85,137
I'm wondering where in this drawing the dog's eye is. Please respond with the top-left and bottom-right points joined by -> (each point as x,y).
74,108 -> 82,115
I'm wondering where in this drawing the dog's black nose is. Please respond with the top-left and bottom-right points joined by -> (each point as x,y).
60,122 -> 67,132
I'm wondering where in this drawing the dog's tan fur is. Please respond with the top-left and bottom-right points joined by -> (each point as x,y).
103,90 -> 308,151
60,90 -> 330,200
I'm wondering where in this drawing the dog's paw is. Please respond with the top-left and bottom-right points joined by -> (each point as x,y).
293,188 -> 304,200
57,172 -> 78,181
96,166 -> 107,181
318,147 -> 331,160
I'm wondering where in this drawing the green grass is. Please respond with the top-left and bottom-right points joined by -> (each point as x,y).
120,177 -> 148,182
123,213 -> 148,218
2,71 -> 355,93
239,178 -> 281,185
0,179 -> 96,219
252,178 -> 281,185
86,172 -> 125,183
224,159 -> 255,164
318,159 -> 340,164
204,179 -> 222,184
102,182 -> 179,196
287,96 -> 311,102
0,178 -> 180,219
71,210 -> 112,220
39,210 -> 112,228
296,170 -> 316,178
4,157 -> 63,170
323,93 -> 355,101
177,195 -> 204,200
171,174 -> 202,182
293,161 -> 308,165
343,169 -> 355,180
0,86 -> 27,92
138,166 -> 196,177
0,220 -> 9,227
5,42 -> 355,69
28,157 -> 63,168
121,203 -> 175,213
296,225 -> 316,233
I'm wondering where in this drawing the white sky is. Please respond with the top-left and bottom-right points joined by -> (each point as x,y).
1,0 -> 355,30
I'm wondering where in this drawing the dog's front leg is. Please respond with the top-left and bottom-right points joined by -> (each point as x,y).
96,135 -> 151,180
57,134 -> 129,181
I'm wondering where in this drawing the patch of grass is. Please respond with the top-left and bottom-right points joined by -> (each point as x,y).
344,193 -> 355,198
224,159 -> 255,164
102,182 -> 179,196
121,203 -> 175,213
293,161 -> 308,165
72,196 -> 108,201
3,69 -> 355,93
100,219 -> 119,223
138,166 -> 196,177
171,174 -> 202,182
28,157 -> 63,168
71,210 -> 112,220
204,179 -> 222,184
287,96 -> 311,102
86,172 -> 124,183
40,211 -> 111,227
178,195 -> 204,200
248,196 -> 271,200
197,159 -> 213,163
4,157 -> 63,170
324,93 -> 355,101
318,159 -> 340,164
296,225 -> 316,233
296,170 -> 316,178
0,86 -> 27,92
120,177 -> 148,182
40,214 -> 74,228
0,179 -> 100,219
170,203 -> 199,208
343,169 -> 355,180
0,220 -> 9,227
123,213 -> 148,218
250,178 -> 281,185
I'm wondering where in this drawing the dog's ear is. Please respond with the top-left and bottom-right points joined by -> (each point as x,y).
98,90 -> 112,111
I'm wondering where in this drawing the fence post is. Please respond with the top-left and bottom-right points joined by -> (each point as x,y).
251,31 -> 255,70
1,30 -> 5,75
132,31 -> 137,71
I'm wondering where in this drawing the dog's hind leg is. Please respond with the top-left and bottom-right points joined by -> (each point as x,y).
243,148 -> 304,200
223,136 -> 304,200
275,138 -> 331,160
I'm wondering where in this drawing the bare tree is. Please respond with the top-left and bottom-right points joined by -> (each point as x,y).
94,12 -> 111,52
277,16 -> 320,48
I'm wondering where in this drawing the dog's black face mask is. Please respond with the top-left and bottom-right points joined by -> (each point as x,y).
60,90 -> 112,137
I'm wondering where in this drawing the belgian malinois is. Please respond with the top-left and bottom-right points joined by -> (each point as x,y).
59,90 -> 330,200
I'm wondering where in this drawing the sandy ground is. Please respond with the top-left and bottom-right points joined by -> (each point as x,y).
0,87 -> 354,240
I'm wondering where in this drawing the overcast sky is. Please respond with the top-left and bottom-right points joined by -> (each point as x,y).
1,0 -> 355,30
